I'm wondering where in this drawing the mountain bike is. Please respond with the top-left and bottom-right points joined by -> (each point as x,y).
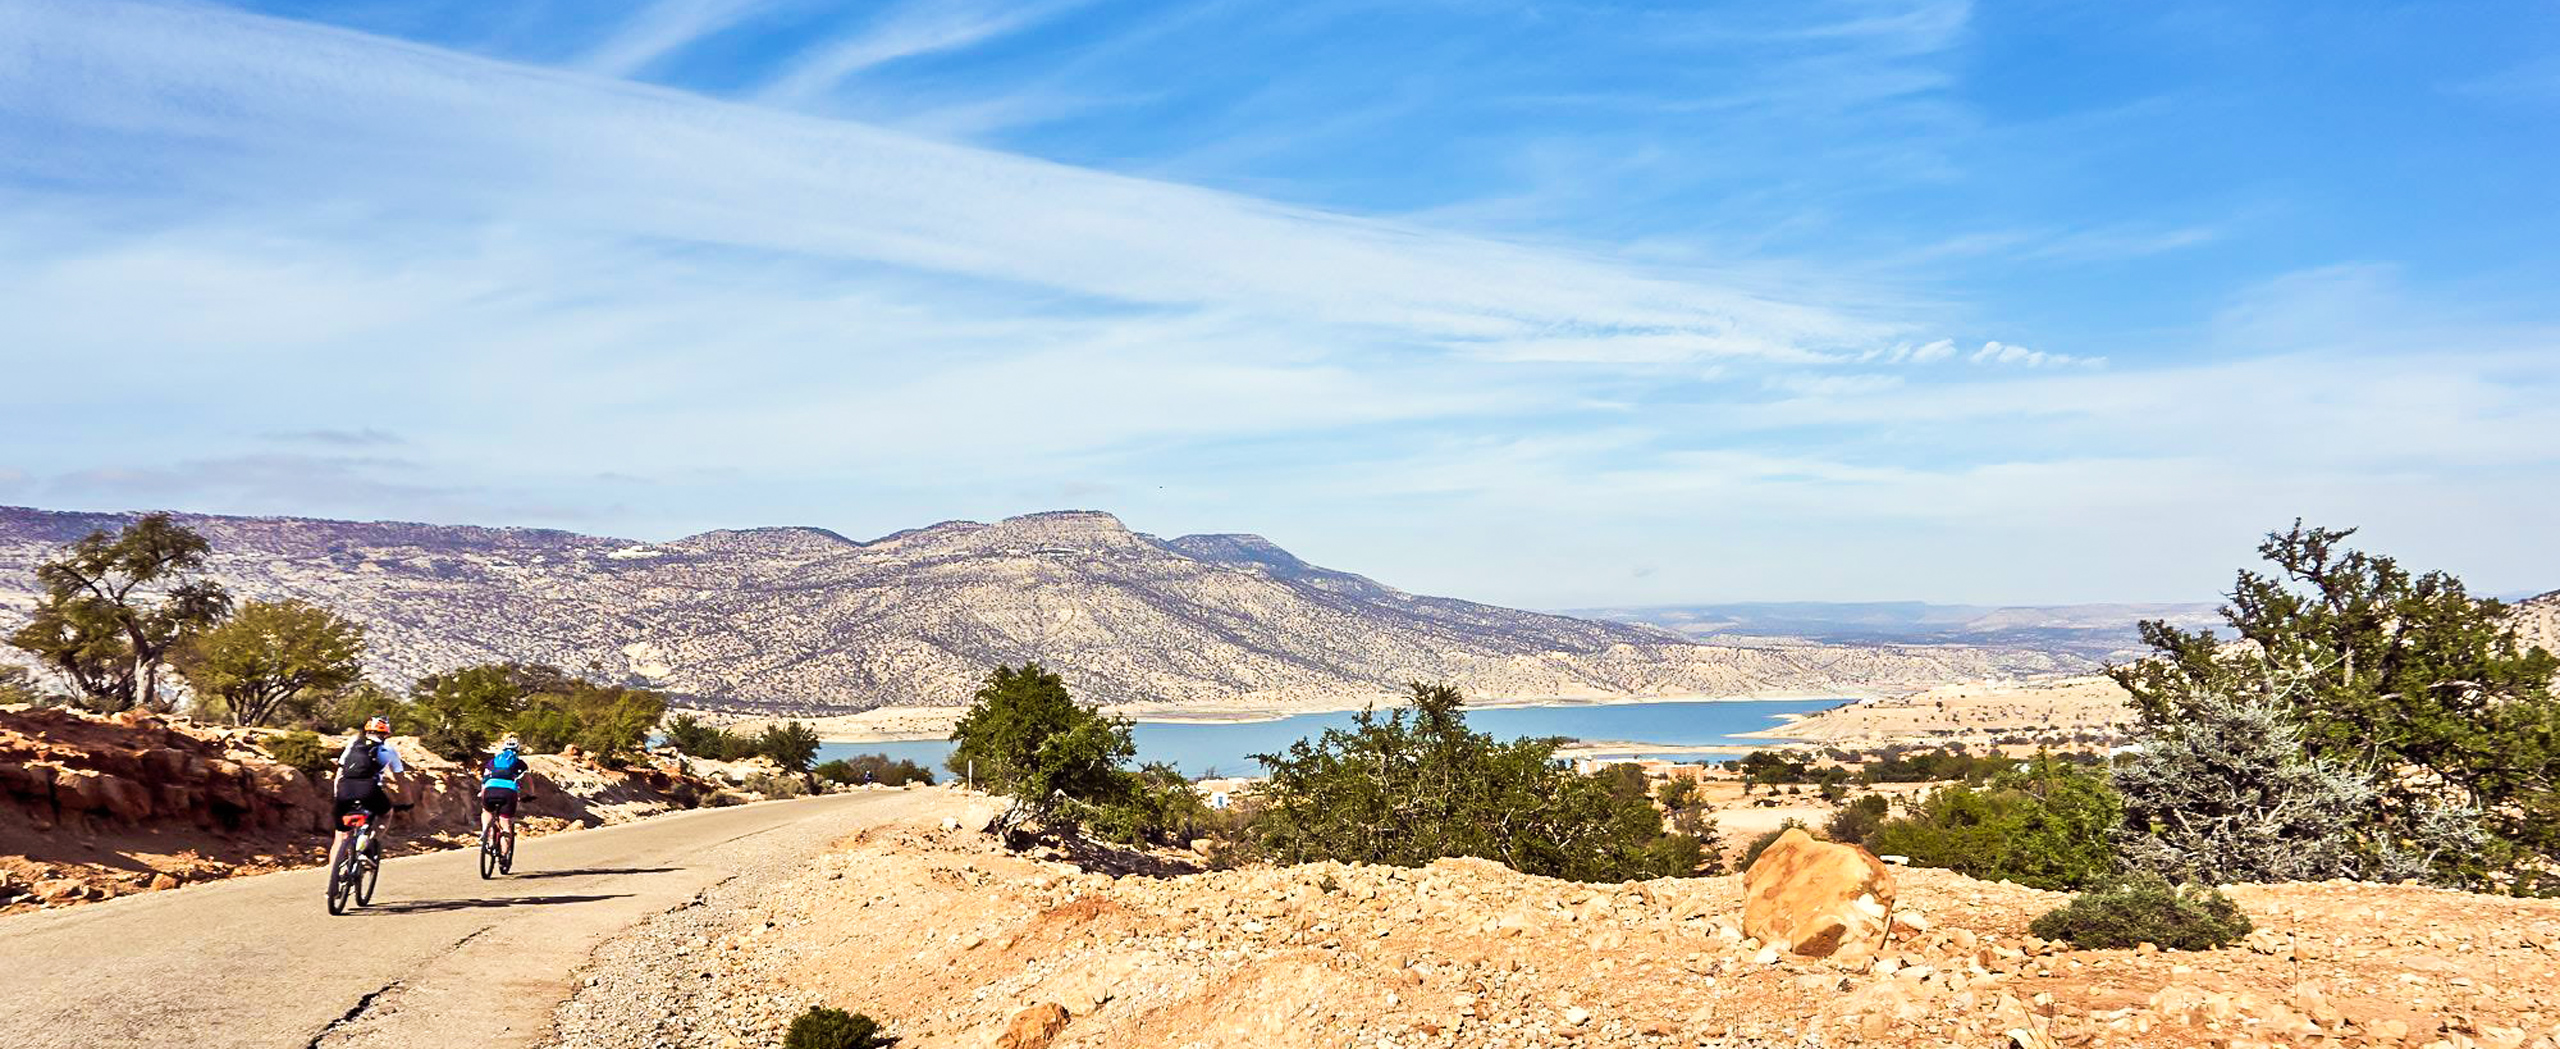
326,810 -> 382,915
477,810 -> 516,879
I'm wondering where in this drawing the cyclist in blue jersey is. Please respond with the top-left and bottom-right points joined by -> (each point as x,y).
480,733 -> 529,846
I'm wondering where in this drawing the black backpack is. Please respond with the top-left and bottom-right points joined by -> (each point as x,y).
341,738 -> 383,782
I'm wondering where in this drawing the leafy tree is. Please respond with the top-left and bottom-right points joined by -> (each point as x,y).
944,663 -> 1197,845
513,681 -> 667,764
1249,683 -> 1694,881
1593,762 -> 1650,803
406,664 -> 522,759
1654,777 -> 1700,811
174,599 -> 366,727
948,663 -> 1124,794
1825,793 -> 1891,847
756,721 -> 822,775
2114,684 -> 2408,884
6,514 -> 230,712
663,713 -> 751,760
310,679 -> 406,733
2112,521 -> 2560,883
1866,754 -> 2120,891
815,754 -> 937,786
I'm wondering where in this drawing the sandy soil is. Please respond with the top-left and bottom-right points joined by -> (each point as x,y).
543,797 -> 2560,1049
1746,675 -> 2135,747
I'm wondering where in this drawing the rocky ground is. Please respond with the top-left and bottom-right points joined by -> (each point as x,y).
0,705 -> 737,913
541,796 -> 2560,1049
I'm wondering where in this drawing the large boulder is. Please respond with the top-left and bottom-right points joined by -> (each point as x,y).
1741,827 -> 1895,962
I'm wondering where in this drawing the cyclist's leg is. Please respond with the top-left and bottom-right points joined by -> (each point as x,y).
361,787 -> 390,855
327,794 -> 357,869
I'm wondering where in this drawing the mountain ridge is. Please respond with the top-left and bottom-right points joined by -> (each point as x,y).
0,504 -> 2083,713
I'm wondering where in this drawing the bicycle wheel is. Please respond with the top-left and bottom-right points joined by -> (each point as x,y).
326,853 -> 354,915
479,824 -> 497,880
357,837 -> 381,906
499,824 -> 515,875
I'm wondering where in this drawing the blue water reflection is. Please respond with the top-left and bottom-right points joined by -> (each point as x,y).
813,698 -> 1840,778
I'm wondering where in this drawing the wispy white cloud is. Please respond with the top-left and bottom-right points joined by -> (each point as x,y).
1,1 -> 2551,608
756,0 -> 1084,107
1967,340 -> 2095,368
579,0 -> 764,77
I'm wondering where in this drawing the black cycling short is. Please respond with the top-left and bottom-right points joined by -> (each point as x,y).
333,785 -> 389,823
480,787 -> 519,816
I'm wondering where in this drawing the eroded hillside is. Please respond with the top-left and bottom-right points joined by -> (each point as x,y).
0,506 -> 2081,712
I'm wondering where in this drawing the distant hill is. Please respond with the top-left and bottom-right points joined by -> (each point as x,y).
0,506 -> 2084,714
1571,600 -> 2226,662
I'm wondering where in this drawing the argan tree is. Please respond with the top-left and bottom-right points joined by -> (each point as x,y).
6,513 -> 231,712
175,599 -> 366,726
1250,683 -> 1699,881
2112,683 -> 2394,883
2113,521 -> 2559,886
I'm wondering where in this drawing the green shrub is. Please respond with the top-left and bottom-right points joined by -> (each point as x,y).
663,713 -> 752,760
2028,873 -> 2252,950
1738,819 -> 1807,870
746,772 -> 809,798
1249,683 -> 1694,882
815,754 -> 938,787
1654,777 -> 1700,810
947,663 -> 1196,845
263,730 -> 337,780
783,1005 -> 895,1049
1825,794 -> 1890,846
1641,832 -> 1705,877
1864,754 -> 2120,891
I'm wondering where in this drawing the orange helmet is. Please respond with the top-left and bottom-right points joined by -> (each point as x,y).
364,716 -> 391,734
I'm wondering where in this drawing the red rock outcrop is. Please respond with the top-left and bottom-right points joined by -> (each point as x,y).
1,706 -> 718,910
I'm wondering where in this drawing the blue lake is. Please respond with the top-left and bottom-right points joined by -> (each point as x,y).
814,698 -> 1841,778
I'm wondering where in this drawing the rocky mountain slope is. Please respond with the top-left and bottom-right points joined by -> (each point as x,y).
1576,600 -> 2226,662
0,506 -> 2082,712
2515,590 -> 2560,657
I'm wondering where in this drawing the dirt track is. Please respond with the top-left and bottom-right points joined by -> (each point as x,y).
0,789 -> 942,1049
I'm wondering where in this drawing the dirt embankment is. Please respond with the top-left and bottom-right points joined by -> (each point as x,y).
544,802 -> 2560,1049
0,706 -> 725,912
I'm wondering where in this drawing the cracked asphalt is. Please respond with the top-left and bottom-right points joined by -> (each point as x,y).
0,789 -> 943,1049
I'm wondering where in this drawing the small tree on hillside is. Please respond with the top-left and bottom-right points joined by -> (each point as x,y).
7,514 -> 230,712
2113,521 -> 2560,883
175,599 -> 366,727
1250,683 -> 1695,881
758,721 -> 822,775
947,663 -> 1132,799
407,663 -> 522,759
2113,680 -> 2482,885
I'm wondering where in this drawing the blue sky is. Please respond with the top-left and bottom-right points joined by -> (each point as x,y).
0,0 -> 2553,608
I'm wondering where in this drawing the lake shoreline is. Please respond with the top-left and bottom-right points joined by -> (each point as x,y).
716,691 -> 1861,745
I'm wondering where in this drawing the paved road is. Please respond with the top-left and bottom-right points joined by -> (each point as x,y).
0,790 -> 941,1049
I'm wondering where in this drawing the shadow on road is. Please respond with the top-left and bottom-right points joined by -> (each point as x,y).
506,867 -> 680,879
355,893 -> 632,914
